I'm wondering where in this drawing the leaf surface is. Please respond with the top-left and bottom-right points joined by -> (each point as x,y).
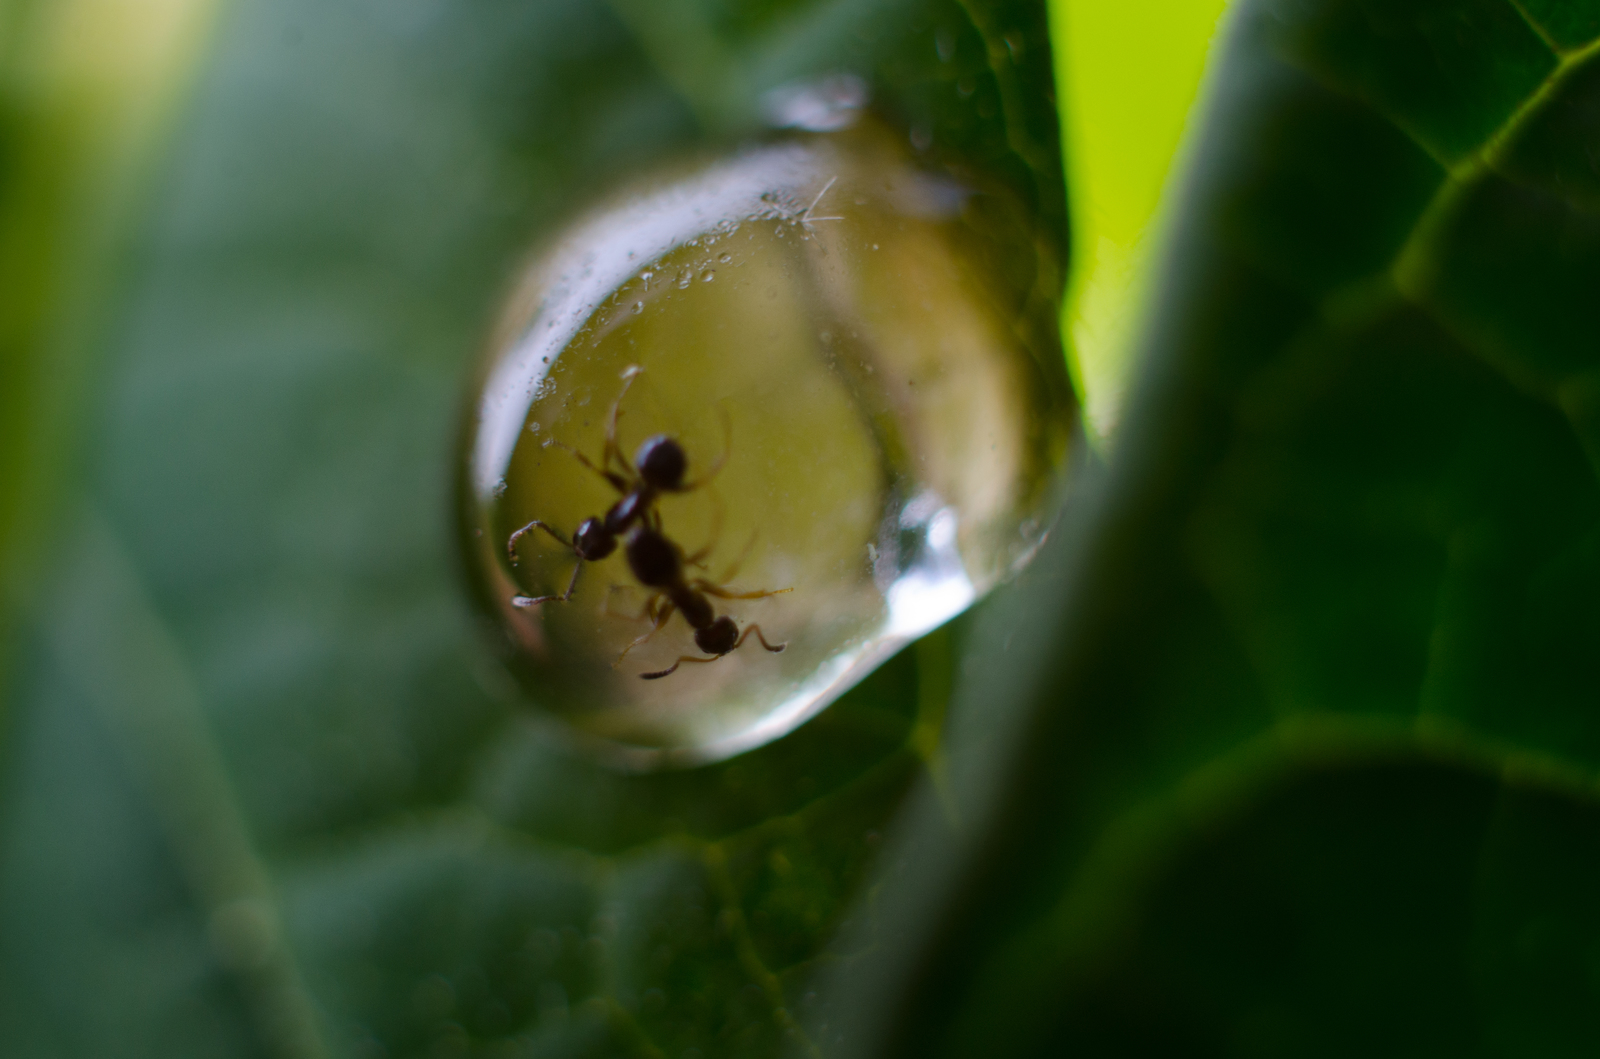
819,0 -> 1600,1054
0,0 -> 1061,1056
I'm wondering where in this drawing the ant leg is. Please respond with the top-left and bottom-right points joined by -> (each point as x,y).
602,366 -> 644,478
733,624 -> 787,653
705,525 -> 757,582
512,561 -> 583,607
680,404 -> 731,491
685,489 -> 726,570
543,438 -> 629,494
601,584 -> 655,622
640,654 -> 723,681
692,581 -> 794,602
507,519 -> 571,563
614,598 -> 675,667
641,622 -> 784,679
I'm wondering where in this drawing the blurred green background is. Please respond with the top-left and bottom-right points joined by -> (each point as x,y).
7,0 -> 1600,1056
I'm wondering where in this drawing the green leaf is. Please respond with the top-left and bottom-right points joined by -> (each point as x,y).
0,0 -> 1061,1056
820,0 -> 1600,1054
1051,0 -> 1230,439
0,0 -> 221,695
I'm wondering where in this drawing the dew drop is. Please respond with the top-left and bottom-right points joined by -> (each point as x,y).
719,253 -> 733,264
700,269 -> 715,283
460,124 -> 1074,767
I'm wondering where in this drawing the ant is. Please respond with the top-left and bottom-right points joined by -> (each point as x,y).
506,366 -> 724,606
615,522 -> 789,680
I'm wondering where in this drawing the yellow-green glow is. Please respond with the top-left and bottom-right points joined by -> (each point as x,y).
1051,0 -> 1232,440
0,0 -> 222,609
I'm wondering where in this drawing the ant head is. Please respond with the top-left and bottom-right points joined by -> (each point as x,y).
635,435 -> 687,491
624,525 -> 680,588
572,518 -> 616,562
695,616 -> 739,656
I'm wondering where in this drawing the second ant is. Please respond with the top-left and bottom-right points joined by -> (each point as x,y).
507,366 -> 790,679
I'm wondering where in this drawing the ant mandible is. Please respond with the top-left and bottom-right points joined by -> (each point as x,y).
615,523 -> 790,680
505,366 -> 725,606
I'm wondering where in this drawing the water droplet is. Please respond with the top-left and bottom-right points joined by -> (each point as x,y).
700,269 -> 715,283
719,253 -> 733,264
460,125 -> 1073,767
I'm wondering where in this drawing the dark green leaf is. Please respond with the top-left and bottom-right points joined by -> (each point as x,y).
823,1 -> 1600,1055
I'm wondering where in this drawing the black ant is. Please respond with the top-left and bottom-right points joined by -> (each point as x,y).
506,366 -> 724,606
615,523 -> 789,680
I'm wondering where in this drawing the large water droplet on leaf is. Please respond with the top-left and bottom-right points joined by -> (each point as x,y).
460,127 -> 1073,767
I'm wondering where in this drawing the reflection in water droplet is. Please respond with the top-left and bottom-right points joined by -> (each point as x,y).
460,125 -> 1073,767
761,73 -> 869,132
